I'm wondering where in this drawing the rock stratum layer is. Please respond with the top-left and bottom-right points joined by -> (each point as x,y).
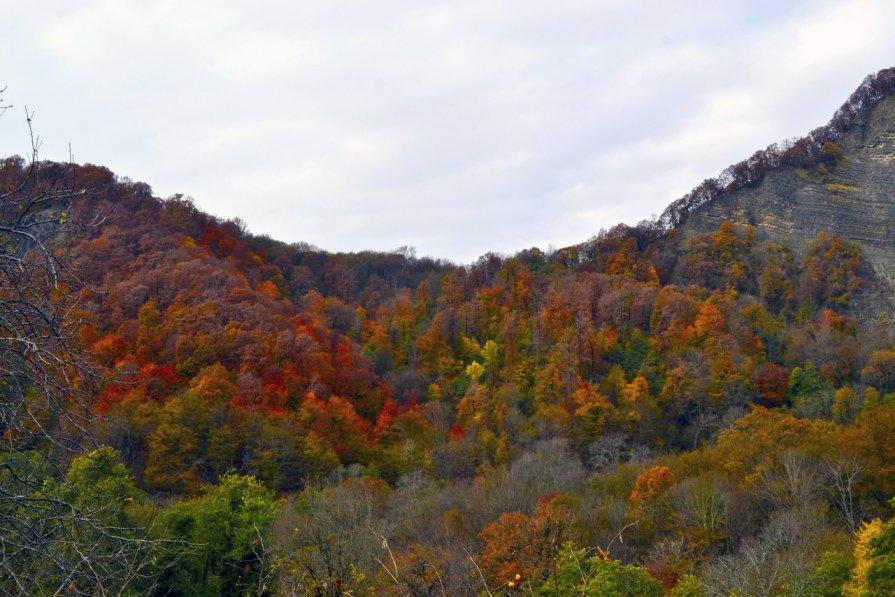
676,87 -> 895,311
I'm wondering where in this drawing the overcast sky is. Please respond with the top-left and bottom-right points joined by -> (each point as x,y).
2,1 -> 894,263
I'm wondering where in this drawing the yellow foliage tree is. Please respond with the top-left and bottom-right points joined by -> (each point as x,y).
844,518 -> 884,596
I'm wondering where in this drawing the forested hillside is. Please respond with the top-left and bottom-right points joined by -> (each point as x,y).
3,72 -> 895,595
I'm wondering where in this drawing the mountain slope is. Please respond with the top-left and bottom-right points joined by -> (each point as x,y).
5,70 -> 895,595
667,68 -> 895,310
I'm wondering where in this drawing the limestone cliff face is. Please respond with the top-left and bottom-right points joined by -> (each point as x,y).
677,94 -> 895,307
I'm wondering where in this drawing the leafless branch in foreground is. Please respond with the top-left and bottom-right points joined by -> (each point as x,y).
0,102 -> 178,595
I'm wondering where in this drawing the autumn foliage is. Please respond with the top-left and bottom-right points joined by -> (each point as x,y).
2,153 -> 895,594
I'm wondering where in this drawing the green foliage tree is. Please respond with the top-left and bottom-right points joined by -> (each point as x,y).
833,386 -> 860,424
0,448 -> 163,595
865,501 -> 895,596
789,363 -> 835,418
154,473 -> 280,596
806,548 -> 854,597
534,542 -> 662,596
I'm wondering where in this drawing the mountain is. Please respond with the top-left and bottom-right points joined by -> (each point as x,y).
662,68 -> 895,313
4,69 -> 895,594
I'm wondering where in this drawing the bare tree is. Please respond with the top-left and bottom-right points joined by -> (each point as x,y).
273,478 -> 391,596
756,451 -> 824,513
0,97 -> 170,595
703,506 -> 830,597
824,456 -> 864,533
0,107 -> 97,455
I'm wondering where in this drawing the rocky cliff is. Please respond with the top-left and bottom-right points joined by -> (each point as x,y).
672,73 -> 895,312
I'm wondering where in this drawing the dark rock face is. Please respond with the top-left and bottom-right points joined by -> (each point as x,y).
678,96 -> 895,310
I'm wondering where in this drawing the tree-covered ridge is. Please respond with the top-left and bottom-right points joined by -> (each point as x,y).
5,59 -> 895,591
0,152 -> 891,593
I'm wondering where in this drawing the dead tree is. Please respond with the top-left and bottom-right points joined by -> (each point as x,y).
0,97 -> 173,595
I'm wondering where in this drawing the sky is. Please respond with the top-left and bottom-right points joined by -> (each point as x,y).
2,1 -> 895,264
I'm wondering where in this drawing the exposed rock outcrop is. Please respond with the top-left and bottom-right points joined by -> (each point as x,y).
674,78 -> 895,314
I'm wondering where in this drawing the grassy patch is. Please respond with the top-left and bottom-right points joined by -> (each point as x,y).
824,183 -> 862,193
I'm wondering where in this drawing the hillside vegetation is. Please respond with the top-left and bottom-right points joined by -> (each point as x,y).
3,70 -> 895,595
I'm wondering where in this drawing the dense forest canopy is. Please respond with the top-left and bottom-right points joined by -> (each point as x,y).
2,70 -> 895,595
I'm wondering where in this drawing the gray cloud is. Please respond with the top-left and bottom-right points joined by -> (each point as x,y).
2,0 -> 894,263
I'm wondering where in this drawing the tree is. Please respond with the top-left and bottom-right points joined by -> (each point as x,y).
862,350 -> 895,394
0,147 -> 96,454
277,477 -> 391,595
154,474 -> 280,596
865,503 -> 895,596
801,233 -> 865,310
0,107 -> 167,591
846,518 -> 885,596
476,493 -> 574,588
0,447 -> 166,595
534,542 -> 662,596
